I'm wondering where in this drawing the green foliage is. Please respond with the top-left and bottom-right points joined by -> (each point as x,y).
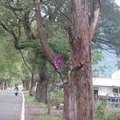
25,45 -> 47,67
50,88 -> 64,106
46,23 -> 69,63
0,36 -> 22,84
95,98 -> 120,120
93,0 -> 120,56
35,114 -> 61,120
95,98 -> 110,120
91,46 -> 106,77
91,49 -> 103,65
25,95 -> 35,103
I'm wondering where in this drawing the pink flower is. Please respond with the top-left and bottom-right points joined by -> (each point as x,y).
54,56 -> 62,68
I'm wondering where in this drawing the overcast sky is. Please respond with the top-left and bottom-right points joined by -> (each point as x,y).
116,0 -> 120,6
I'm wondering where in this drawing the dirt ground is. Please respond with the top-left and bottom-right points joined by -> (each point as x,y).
24,92 -> 63,120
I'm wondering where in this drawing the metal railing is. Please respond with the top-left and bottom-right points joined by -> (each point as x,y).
94,95 -> 120,108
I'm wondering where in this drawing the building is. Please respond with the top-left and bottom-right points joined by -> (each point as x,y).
93,70 -> 120,96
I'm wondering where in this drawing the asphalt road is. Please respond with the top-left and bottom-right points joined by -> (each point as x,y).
0,90 -> 22,120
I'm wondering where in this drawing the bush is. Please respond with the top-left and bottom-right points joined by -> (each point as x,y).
50,88 -> 64,106
95,97 -> 120,120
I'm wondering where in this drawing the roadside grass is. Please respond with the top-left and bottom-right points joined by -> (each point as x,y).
25,94 -> 48,108
24,88 -> 63,120
50,88 -> 64,106
34,114 -> 62,120
25,95 -> 35,103
23,88 -> 64,107
22,88 -> 27,92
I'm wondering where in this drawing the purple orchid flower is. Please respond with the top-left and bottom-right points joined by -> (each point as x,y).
54,56 -> 62,68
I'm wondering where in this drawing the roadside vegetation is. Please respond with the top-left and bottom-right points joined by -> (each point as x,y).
95,98 -> 120,120
24,88 -> 63,120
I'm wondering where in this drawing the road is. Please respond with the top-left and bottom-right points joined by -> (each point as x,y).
0,90 -> 22,120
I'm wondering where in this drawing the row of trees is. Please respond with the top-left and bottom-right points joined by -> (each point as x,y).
0,0 -> 120,120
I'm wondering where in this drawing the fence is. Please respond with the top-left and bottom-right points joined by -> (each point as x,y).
94,95 -> 120,108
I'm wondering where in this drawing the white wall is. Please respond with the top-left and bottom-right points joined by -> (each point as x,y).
93,78 -> 120,87
98,87 -> 113,96
112,70 -> 120,79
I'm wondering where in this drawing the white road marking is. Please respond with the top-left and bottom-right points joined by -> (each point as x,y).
21,91 -> 25,120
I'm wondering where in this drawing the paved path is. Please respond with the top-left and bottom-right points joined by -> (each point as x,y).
0,90 -> 22,120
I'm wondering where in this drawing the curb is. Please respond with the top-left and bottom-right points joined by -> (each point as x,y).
21,91 -> 25,120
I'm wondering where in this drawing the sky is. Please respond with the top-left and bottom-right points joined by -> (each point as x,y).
116,0 -> 120,6
97,0 -> 120,78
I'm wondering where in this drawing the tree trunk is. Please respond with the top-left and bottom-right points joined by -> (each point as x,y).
63,76 -> 76,120
2,83 -> 5,90
25,82 -> 29,90
8,82 -> 10,88
29,73 -> 34,96
63,84 -> 69,120
48,69 -> 56,114
21,79 -> 25,89
29,66 -> 36,96
69,0 -> 97,119
0,82 -> 2,90
69,77 -> 76,120
35,66 -> 48,104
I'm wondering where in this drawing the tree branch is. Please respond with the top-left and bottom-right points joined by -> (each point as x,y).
51,0 -> 72,23
90,0 -> 101,41
0,21 -> 19,49
34,0 -> 56,67
2,1 -> 22,11
19,50 -> 32,73
61,23 -> 69,46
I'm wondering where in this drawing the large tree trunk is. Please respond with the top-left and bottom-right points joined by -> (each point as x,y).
63,76 -> 76,120
69,0 -> 100,119
69,77 -> 76,120
35,66 -> 48,104
63,84 -> 69,120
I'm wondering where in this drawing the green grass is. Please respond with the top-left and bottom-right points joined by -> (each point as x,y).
25,94 -> 48,108
22,88 -> 27,92
36,102 -> 48,108
34,114 -> 61,120
25,95 -> 35,103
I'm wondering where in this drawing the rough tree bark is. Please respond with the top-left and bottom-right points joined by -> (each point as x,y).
35,66 -> 48,104
69,0 -> 100,120
29,73 -> 34,96
34,0 -> 100,119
